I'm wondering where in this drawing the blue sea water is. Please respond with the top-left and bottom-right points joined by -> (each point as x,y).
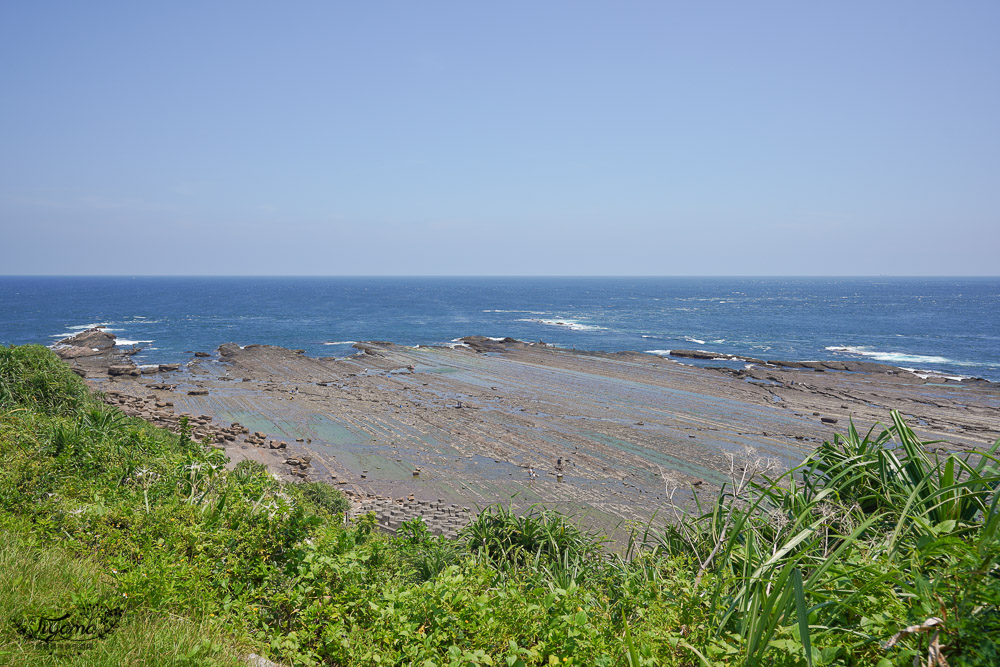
1,276 -> 998,381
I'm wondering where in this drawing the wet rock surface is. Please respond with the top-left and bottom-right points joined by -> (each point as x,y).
65,335 -> 1000,537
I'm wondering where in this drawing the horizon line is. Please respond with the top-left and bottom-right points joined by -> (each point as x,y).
2,274 -> 999,280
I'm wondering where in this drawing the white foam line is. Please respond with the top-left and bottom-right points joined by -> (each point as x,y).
517,317 -> 607,332
900,368 -> 969,381
67,322 -> 112,330
827,345 -> 952,365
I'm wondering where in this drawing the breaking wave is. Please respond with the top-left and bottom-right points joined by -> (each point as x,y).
826,345 -> 952,365
115,339 -> 154,346
517,318 -> 606,332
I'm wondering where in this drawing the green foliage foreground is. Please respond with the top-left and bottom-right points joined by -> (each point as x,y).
1,344 -> 999,665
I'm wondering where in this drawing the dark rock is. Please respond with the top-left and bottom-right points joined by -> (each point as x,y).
187,388 -> 209,396
218,343 -> 242,358
57,346 -> 104,359
821,417 -> 838,424
669,349 -> 717,360
55,328 -> 117,354
194,351 -> 211,358
767,360 -> 806,368
108,365 -> 139,377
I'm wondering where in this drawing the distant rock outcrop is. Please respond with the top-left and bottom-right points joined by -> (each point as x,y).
51,328 -> 139,378
669,349 -> 766,364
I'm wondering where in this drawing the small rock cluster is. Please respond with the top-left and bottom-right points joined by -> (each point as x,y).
244,431 -> 288,450
101,390 -> 249,445
284,455 -> 313,479
349,495 -> 473,538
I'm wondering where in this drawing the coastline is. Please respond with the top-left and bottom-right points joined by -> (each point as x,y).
54,329 -> 1000,536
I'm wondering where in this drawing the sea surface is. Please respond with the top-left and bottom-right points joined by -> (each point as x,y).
2,276 -> 998,381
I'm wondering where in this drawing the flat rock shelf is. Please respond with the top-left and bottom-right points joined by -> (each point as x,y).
56,331 -> 1000,539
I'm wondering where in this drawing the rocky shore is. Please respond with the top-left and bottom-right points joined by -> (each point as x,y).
53,329 -> 1000,537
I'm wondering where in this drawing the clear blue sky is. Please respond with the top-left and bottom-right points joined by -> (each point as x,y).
1,2 -> 997,275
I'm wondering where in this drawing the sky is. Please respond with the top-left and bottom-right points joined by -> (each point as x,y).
1,2 -> 998,276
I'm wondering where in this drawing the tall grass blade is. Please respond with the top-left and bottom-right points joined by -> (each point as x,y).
792,567 -> 813,667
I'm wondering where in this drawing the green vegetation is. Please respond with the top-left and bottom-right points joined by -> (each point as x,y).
1,343 -> 999,665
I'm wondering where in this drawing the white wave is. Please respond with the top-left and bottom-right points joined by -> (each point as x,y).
115,339 -> 153,346
444,342 -> 470,349
323,341 -> 357,345
483,309 -> 549,315
712,339 -> 726,344
901,368 -> 968,381
67,322 -> 112,330
645,350 -> 672,356
517,318 -> 606,332
684,336 -> 706,345
826,346 -> 952,365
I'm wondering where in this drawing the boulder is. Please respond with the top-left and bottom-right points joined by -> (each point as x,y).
57,346 -> 103,359
670,349 -> 719,360
57,328 -> 117,353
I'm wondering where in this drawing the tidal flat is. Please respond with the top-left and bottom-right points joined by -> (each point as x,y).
60,330 -> 1000,537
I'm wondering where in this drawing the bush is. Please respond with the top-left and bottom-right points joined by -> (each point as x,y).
0,344 -> 92,415
3,345 -> 999,666
293,481 -> 350,516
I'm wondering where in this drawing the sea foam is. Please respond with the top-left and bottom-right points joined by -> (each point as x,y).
517,318 -> 606,332
826,346 -> 952,365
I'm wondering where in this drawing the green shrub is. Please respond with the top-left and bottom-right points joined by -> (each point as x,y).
292,481 -> 350,516
3,344 -> 999,666
0,344 -> 93,415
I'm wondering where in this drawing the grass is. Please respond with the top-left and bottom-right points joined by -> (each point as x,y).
0,526 -> 246,666
1,343 -> 999,665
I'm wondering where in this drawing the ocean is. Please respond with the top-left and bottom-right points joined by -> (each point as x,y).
2,276 -> 998,381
